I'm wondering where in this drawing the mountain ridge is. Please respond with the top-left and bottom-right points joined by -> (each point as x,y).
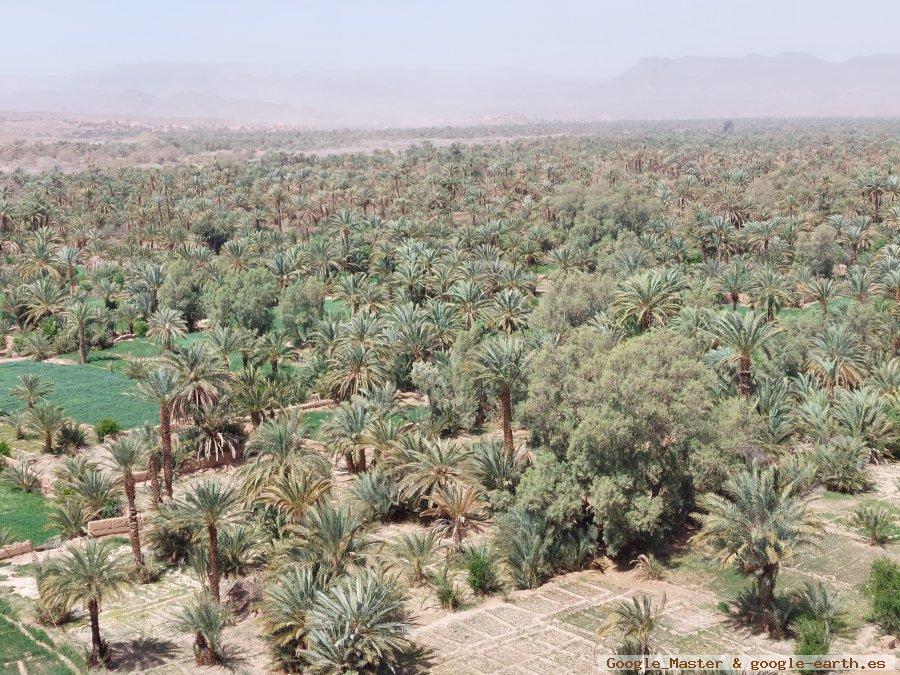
1,53 -> 899,127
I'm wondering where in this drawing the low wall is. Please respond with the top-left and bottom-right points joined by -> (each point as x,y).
0,540 -> 33,561
87,514 -> 143,537
181,453 -> 239,474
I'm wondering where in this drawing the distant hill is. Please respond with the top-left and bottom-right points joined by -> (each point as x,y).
1,53 -> 899,127
586,53 -> 900,119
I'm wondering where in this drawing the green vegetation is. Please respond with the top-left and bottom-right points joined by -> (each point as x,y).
862,558 -> 900,636
0,597 -> 83,674
0,119 -> 897,670
0,484 -> 53,545
0,362 -> 156,428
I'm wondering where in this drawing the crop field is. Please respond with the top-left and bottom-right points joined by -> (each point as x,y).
0,362 -> 156,428
0,485 -> 53,546
0,597 -> 83,675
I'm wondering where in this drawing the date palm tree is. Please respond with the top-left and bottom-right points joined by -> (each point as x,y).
751,265 -> 792,321
304,572 -> 409,673
293,503 -> 372,578
262,565 -> 322,671
801,277 -> 842,315
27,401 -> 67,453
612,269 -> 683,330
10,372 -> 52,410
135,367 -> 181,499
806,324 -> 868,390
390,530 -> 441,585
263,469 -> 333,523
42,539 -> 133,667
490,287 -> 530,333
474,336 -> 531,452
24,276 -> 65,326
705,310 -> 782,396
717,259 -> 750,310
175,592 -> 229,666
692,467 -> 822,636
422,482 -> 488,544
63,296 -> 100,364
597,593 -> 666,657
179,479 -> 242,603
206,324 -> 242,370
106,434 -> 148,581
146,307 -> 187,351
163,342 -> 229,420
399,438 -> 476,508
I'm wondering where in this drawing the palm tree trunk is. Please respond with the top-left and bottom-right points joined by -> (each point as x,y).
730,292 -> 739,310
500,389 -> 514,452
207,523 -> 221,603
738,354 -> 752,396
756,564 -> 779,636
88,598 -> 103,667
43,431 -> 53,454
124,473 -> 147,581
160,407 -> 174,499
195,631 -> 216,665
78,326 -> 87,364
148,454 -> 161,510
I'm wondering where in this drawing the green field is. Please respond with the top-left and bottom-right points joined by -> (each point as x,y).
0,485 -> 53,546
58,333 -> 207,373
0,361 -> 156,428
0,597 -> 83,674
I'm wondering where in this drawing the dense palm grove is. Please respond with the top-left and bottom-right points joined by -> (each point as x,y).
1,124 -> 899,669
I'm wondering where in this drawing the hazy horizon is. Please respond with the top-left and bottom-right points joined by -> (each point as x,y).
3,0 -> 900,79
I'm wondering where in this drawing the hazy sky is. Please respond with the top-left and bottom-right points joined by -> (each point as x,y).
3,0 -> 898,79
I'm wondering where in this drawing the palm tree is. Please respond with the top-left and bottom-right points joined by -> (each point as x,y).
147,307 -> 187,351
399,438 -> 475,508
255,330 -> 292,375
323,400 -> 373,473
262,565 -> 321,671
63,297 -> 99,364
264,469 -> 332,523
705,310 -> 782,396
293,503 -> 371,577
27,401 -> 67,453
206,324 -> 242,370
422,483 -> 488,544
751,265 -> 793,321
612,269 -> 683,330
597,593 -> 665,657
807,324 -> 868,390
106,434 -> 148,581
474,336 -> 531,452
163,342 -> 229,420
326,343 -> 388,401
42,539 -> 133,667
10,373 -> 52,410
24,276 -> 65,326
692,467 -> 822,635
490,288 -> 530,333
175,592 -> 229,666
179,479 -> 242,603
717,259 -> 750,310
801,277 -> 842,314
304,572 -> 409,672
391,530 -> 441,584
135,368 -> 181,499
